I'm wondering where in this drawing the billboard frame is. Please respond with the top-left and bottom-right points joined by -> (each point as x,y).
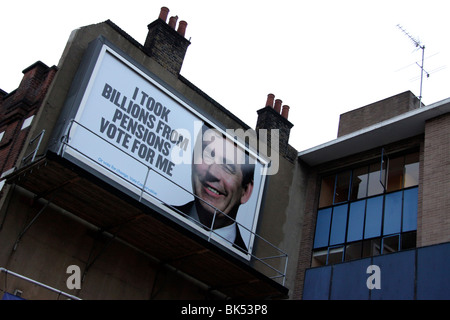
50,36 -> 272,262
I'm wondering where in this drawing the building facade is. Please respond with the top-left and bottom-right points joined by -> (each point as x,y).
0,8 -> 300,300
295,91 -> 450,299
0,7 -> 449,300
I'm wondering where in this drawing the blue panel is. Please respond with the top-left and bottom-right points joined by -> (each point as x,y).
402,188 -> 418,232
313,208 -> 332,248
383,191 -> 402,235
303,266 -> 332,300
371,250 -> 415,300
364,196 -> 383,238
329,204 -> 348,245
330,258 -> 371,300
347,200 -> 365,242
417,242 -> 450,300
2,292 -> 25,300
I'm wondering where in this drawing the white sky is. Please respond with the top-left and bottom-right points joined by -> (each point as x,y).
1,0 -> 449,151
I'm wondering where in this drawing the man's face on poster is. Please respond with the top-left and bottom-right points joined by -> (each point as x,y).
191,129 -> 254,227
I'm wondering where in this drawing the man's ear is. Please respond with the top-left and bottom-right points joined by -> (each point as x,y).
240,181 -> 254,204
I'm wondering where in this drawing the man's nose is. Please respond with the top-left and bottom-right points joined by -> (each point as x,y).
206,163 -> 222,179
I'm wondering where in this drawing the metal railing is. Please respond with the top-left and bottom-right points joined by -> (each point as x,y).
0,267 -> 81,300
59,119 -> 288,285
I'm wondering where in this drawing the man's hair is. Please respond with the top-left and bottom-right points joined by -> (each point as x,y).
241,162 -> 255,188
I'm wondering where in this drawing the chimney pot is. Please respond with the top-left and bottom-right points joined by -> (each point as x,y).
177,20 -> 188,37
159,7 -> 169,22
168,16 -> 178,29
281,105 -> 290,119
265,93 -> 275,108
274,99 -> 282,113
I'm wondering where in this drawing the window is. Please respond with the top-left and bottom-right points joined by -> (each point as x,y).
350,166 -> 369,200
367,162 -> 385,196
313,208 -> 332,249
318,171 -> 352,207
387,156 -> 404,192
383,191 -> 402,235
347,200 -> 365,242
329,204 -> 348,245
403,188 -> 418,232
382,234 -> 400,254
0,131 -> 4,142
312,150 -> 419,267
21,115 -> 34,130
334,171 -> 351,203
364,196 -> 383,238
319,175 -> 335,208
404,153 -> 420,187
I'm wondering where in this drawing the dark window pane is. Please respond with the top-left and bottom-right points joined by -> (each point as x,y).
404,152 -> 419,187
327,246 -> 344,265
319,175 -> 335,208
329,204 -> 348,246
334,171 -> 351,203
345,242 -> 362,262
314,208 -> 332,248
368,163 -> 384,196
350,166 -> 369,200
347,200 -> 366,242
403,187 -> 418,232
362,238 -> 381,258
384,191 -> 402,235
387,156 -> 404,192
401,231 -> 417,250
364,196 -> 383,238
382,234 -> 400,254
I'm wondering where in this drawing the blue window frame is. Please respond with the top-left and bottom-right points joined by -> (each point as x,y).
313,150 -> 419,267
329,204 -> 348,246
314,208 -> 332,249
347,200 -> 366,242
383,191 -> 403,235
364,196 -> 383,238
403,187 -> 418,232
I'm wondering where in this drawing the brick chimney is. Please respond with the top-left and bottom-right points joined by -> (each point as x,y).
144,7 -> 191,75
256,93 -> 296,162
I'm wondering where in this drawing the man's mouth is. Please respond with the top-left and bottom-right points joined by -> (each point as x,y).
204,184 -> 225,197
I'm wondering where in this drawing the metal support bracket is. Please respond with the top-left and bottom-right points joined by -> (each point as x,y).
12,199 -> 52,251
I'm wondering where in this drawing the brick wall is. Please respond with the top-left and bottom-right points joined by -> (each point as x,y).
292,169 -> 319,299
419,113 -> 450,246
144,18 -> 190,75
0,62 -> 56,176
338,91 -> 421,137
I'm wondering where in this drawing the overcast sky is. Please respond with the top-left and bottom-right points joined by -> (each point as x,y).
1,1 -> 449,151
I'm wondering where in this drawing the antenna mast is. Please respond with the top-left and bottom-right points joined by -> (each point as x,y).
397,24 -> 427,107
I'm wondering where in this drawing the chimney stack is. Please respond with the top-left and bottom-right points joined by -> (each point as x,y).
256,93 -> 295,161
144,7 -> 190,75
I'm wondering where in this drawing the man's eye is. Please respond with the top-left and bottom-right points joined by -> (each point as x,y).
222,164 -> 236,174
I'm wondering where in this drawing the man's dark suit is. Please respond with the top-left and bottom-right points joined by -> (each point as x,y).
173,201 -> 248,253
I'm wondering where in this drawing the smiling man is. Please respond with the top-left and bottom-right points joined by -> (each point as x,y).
174,125 -> 255,253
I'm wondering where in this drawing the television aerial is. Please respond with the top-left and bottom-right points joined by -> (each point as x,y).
396,24 -> 428,107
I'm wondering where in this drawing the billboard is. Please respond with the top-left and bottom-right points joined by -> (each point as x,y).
55,37 -> 268,260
